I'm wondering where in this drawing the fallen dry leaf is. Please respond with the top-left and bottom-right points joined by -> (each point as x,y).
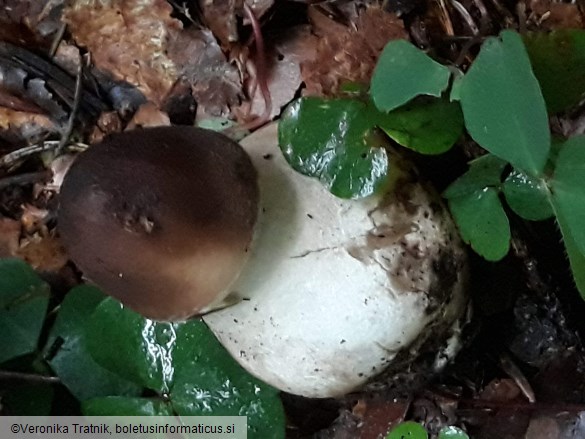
198,0 -> 239,47
479,378 -> 523,402
0,215 -> 20,258
0,107 -> 55,144
302,5 -> 407,96
20,204 -> 50,234
236,26 -> 313,121
198,0 -> 274,47
0,0 -> 64,47
168,28 -> 242,118
64,0 -> 181,105
525,416 -> 561,439
16,231 -> 68,272
126,101 -> 170,129
352,396 -> 409,439
527,0 -> 584,30
90,111 -> 123,143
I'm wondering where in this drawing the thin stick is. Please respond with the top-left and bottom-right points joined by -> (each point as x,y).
454,34 -> 484,67
437,0 -> 455,36
0,370 -> 60,384
0,141 -> 87,168
449,0 -> 480,34
49,22 -> 67,58
56,56 -> 84,156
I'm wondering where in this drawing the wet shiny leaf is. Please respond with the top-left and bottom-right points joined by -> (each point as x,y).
439,426 -> 470,439
371,39 -> 451,112
458,31 -> 550,175
448,188 -> 510,261
379,98 -> 463,155
46,286 -> 141,400
86,299 -> 177,393
503,169 -> 553,221
0,258 -> 49,364
524,30 -> 585,114
386,421 -> 428,439
172,321 -> 284,438
278,97 -> 390,199
86,298 -> 285,438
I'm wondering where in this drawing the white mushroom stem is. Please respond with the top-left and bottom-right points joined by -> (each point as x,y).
203,122 -> 469,398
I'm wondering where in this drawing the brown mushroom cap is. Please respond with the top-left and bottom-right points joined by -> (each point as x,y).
58,126 -> 259,321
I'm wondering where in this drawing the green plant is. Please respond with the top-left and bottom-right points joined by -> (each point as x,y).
0,259 -> 285,437
385,422 -> 470,439
278,29 -> 585,298
386,421 -> 428,439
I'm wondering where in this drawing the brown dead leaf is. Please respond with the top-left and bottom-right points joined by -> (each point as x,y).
90,111 -> 123,143
0,216 -> 20,258
64,0 -> 182,105
0,0 -> 64,47
16,231 -> 68,272
527,0 -> 584,30
236,26 -> 313,121
0,107 -> 55,144
198,0 -> 274,47
168,28 -> 242,117
20,204 -> 49,234
479,378 -> 523,402
0,208 -> 66,272
352,396 -> 409,439
126,101 -> 170,129
199,0 -> 239,47
302,5 -> 407,96
525,416 -> 561,439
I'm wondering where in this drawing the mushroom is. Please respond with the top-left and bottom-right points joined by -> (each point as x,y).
202,122 -> 469,398
58,126 -> 259,321
58,122 -> 469,398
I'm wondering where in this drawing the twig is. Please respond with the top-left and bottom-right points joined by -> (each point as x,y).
437,0 -> 455,36
449,0 -> 480,34
0,171 -> 51,191
0,141 -> 87,168
0,370 -> 60,384
55,55 -> 84,156
49,22 -> 67,58
454,34 -> 484,67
